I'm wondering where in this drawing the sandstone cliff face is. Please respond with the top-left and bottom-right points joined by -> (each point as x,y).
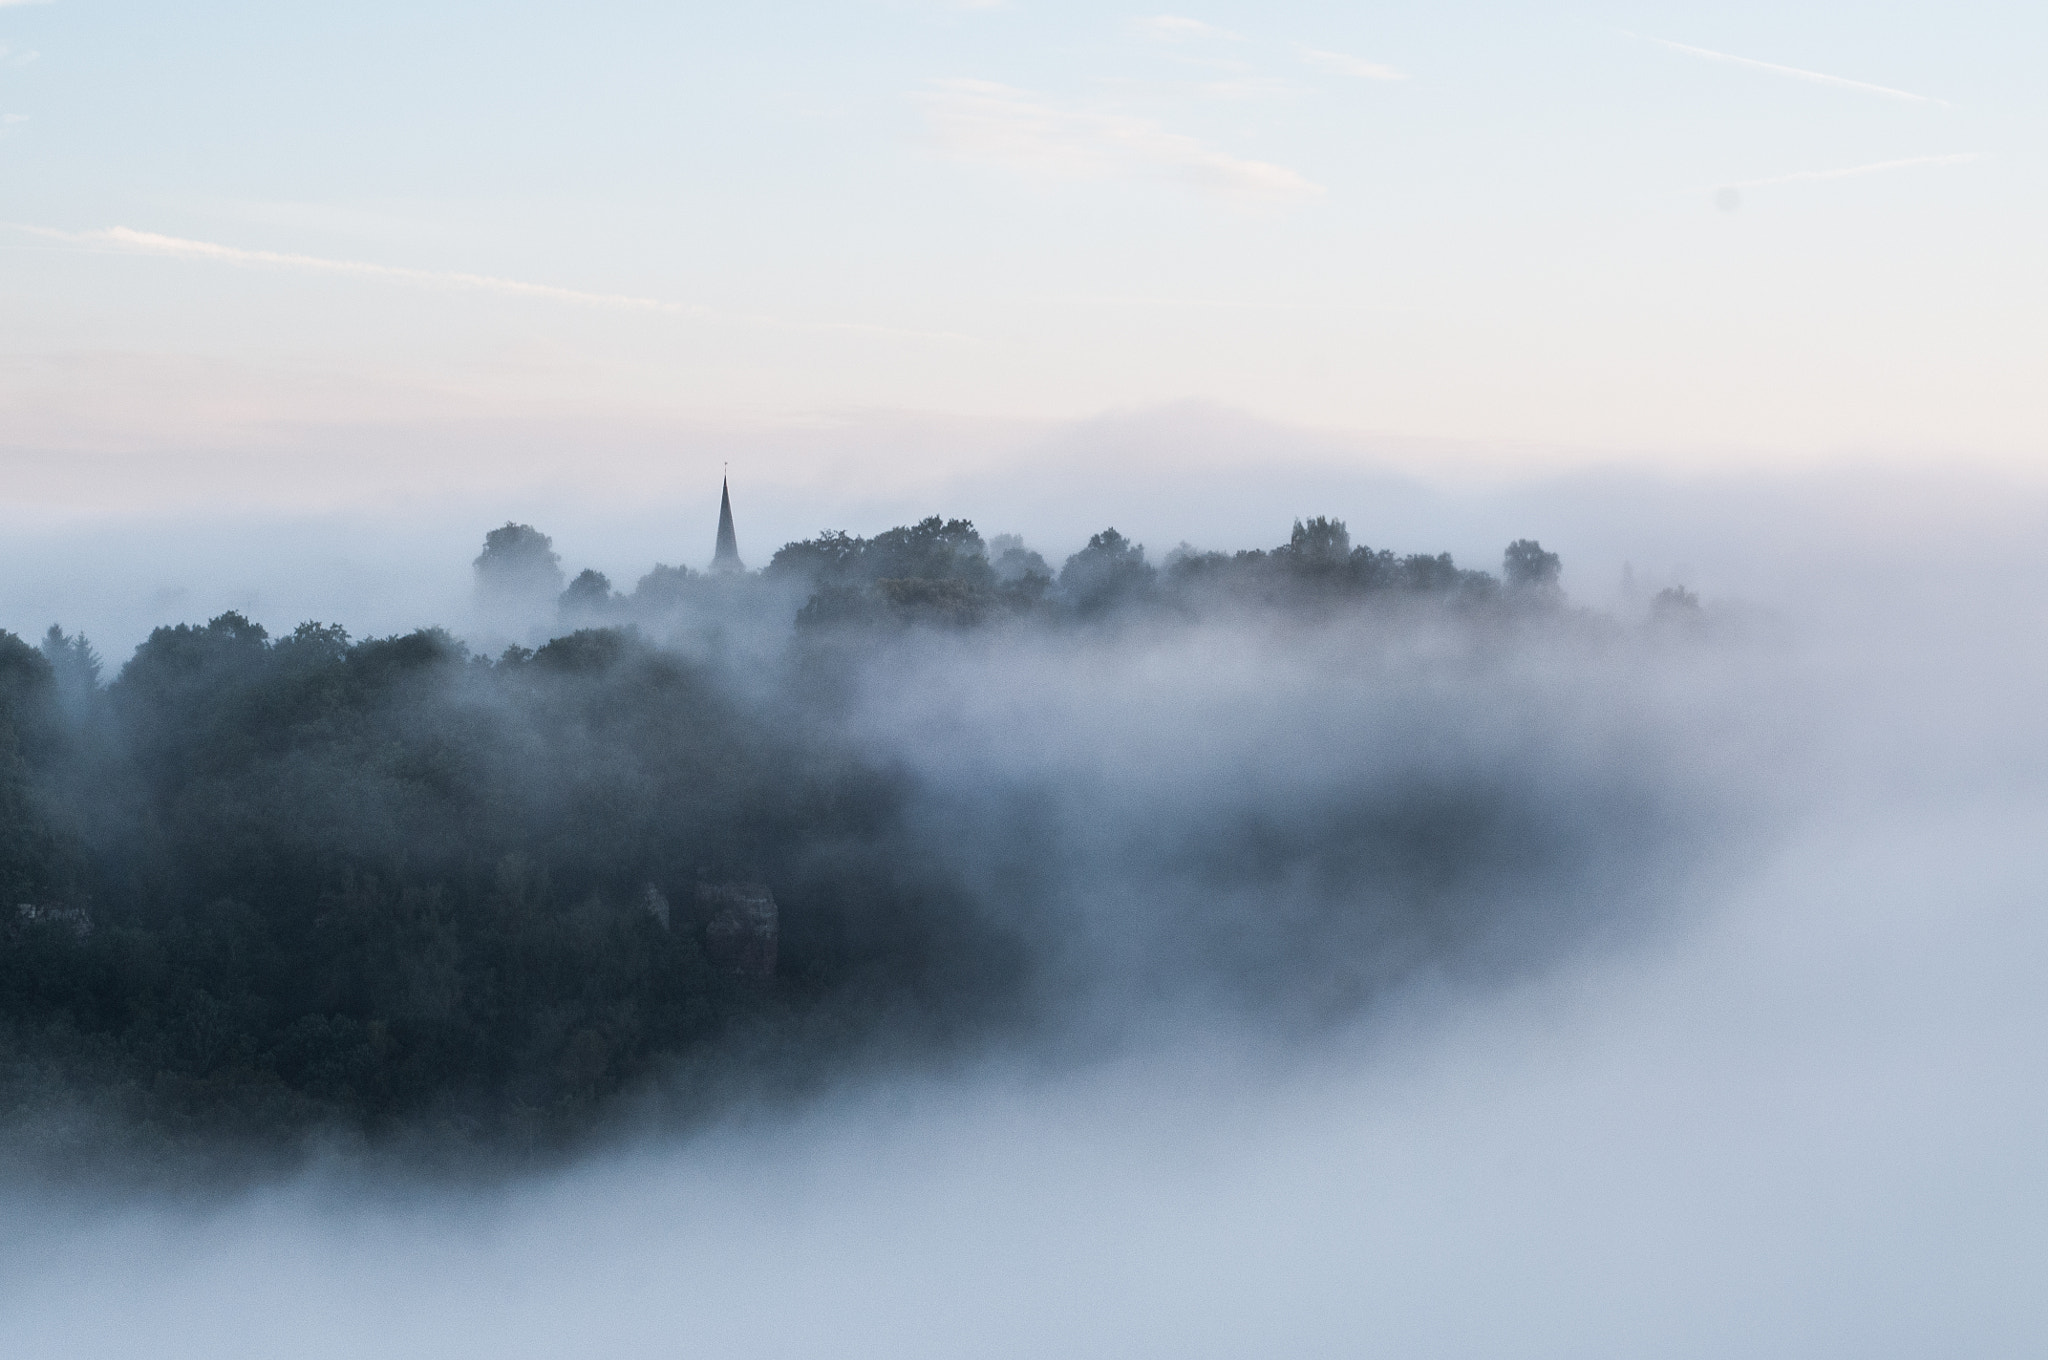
696,883 -> 777,978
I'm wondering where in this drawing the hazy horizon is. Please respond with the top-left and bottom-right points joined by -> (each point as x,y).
5,1 -> 2046,489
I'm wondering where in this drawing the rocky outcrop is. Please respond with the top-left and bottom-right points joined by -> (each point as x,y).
696,882 -> 777,978
15,902 -> 92,938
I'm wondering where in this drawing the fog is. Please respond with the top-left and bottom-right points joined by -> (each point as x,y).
1,469 -> 2044,1357
8,402 -> 2041,659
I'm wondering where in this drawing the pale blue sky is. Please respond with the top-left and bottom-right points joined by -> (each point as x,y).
1,0 -> 2042,510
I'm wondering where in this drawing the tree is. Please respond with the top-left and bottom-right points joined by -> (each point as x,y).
474,523 -> 565,636
987,534 -> 1052,585
39,626 -> 101,722
1653,585 -> 1700,614
1060,528 -> 1155,614
1503,539 -> 1562,590
862,517 -> 992,587
769,519 -> 993,590
475,523 -> 565,599
0,631 -> 58,907
1285,516 -> 1351,564
560,569 -> 616,621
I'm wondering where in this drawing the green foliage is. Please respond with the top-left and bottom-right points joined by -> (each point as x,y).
0,631 -> 60,911
1155,519 -> 1507,607
0,619 -> 1013,1152
1285,516 -> 1352,563
756,515 -> 1542,627
0,515 -> 1574,1158
40,626 -> 102,722
1060,528 -> 1156,614
770,518 -> 1005,630
768,517 -> 992,590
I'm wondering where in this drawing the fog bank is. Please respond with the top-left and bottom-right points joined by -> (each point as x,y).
7,410 -> 2044,658
2,795 -> 2041,1358
1,473 -> 2043,1356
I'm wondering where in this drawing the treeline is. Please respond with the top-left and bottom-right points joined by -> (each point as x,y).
485,515 -> 1567,635
0,512 -> 1579,1161
0,615 -> 1014,1160
766,516 -> 1557,627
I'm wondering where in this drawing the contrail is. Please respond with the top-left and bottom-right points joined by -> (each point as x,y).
6,223 -> 693,312
1,223 -> 974,341
1621,30 -> 1949,107
1717,152 -> 1985,192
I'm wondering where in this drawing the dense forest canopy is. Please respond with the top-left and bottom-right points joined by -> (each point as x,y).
0,515 -> 1708,1166
545,514 -> 1575,637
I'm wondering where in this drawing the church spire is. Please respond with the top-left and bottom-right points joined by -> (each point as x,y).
711,474 -> 744,573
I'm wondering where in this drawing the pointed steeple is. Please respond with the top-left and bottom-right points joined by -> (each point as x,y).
711,475 -> 744,573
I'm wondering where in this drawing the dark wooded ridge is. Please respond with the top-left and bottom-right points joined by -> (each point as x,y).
2,516 -> 1665,1162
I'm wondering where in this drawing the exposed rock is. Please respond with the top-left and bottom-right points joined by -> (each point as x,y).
16,903 -> 93,939
696,882 -> 777,978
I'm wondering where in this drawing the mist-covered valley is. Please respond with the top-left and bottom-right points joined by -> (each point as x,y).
1,483 -> 2044,1357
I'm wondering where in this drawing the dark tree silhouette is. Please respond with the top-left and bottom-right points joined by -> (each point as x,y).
1284,516 -> 1352,564
39,626 -> 102,720
988,534 -> 1052,586
0,512 -> 1605,1162
1503,539 -> 1562,590
1060,529 -> 1155,614
1654,585 -> 1701,613
475,523 -> 566,601
560,568 -> 616,619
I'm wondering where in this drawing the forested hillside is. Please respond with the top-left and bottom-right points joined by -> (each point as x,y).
0,516 -> 1687,1164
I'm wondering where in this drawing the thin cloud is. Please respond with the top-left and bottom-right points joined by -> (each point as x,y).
1624,29 -> 1948,106
0,1 -> 56,8
13,224 -> 693,312
1297,46 -> 1406,81
918,78 -> 1323,207
1719,151 -> 1986,192
1197,77 -> 1302,102
1,224 -> 972,342
1137,15 -> 1242,43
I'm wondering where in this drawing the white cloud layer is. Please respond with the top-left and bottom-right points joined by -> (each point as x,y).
918,79 -> 1323,206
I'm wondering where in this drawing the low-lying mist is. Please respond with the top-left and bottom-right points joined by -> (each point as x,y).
0,515 -> 1741,1162
1,485 -> 2043,1355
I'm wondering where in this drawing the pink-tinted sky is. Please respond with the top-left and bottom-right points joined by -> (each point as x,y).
2,0 -> 2041,514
